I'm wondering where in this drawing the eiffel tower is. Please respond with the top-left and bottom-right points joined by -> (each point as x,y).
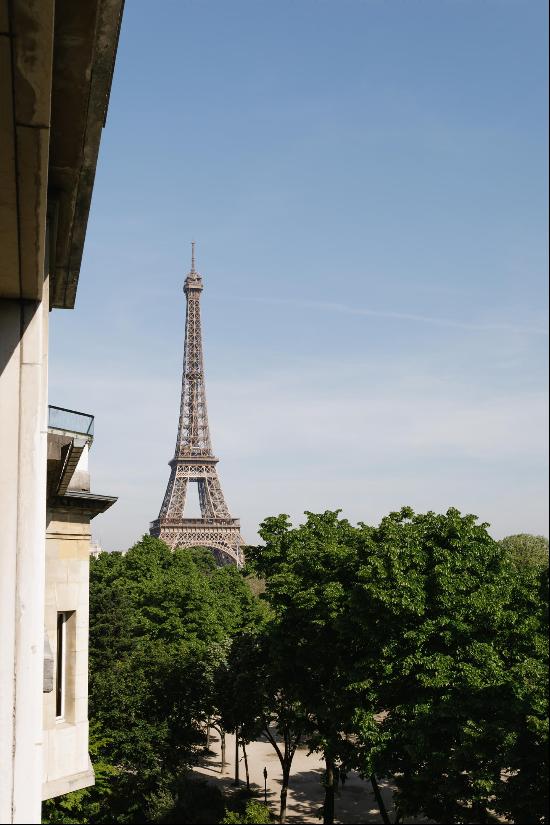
150,243 -> 244,566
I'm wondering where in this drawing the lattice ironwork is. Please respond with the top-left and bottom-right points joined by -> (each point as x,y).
151,244 -> 244,566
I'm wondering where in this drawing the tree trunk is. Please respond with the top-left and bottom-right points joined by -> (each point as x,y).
233,727 -> 240,785
206,716 -> 211,750
262,721 -> 300,824
279,764 -> 290,824
370,774 -> 391,825
323,756 -> 335,825
241,737 -> 250,793
220,730 -> 226,773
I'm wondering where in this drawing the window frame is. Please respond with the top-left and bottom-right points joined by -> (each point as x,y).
55,611 -> 67,720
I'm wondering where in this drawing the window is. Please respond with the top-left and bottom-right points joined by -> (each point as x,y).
55,612 -> 67,719
55,609 -> 76,722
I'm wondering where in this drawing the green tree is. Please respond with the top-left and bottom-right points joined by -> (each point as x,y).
349,508 -> 549,824
247,508 -> 549,825
221,798 -> 273,824
216,626 -> 307,823
491,563 -> 549,824
500,533 -> 549,570
245,512 -> 381,825
214,633 -> 265,790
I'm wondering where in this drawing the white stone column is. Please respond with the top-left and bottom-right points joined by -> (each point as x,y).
0,278 -> 49,823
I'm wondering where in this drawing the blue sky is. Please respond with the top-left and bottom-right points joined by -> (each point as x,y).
49,0 -> 548,550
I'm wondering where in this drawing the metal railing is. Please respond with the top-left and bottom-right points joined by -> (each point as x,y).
48,405 -> 94,437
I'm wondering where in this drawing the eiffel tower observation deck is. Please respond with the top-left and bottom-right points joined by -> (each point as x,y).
150,243 -> 244,566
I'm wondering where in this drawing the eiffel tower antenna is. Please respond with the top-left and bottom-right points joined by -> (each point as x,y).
150,246 -> 244,566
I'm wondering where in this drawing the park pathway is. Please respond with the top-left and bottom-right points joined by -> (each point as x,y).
193,729 -> 397,824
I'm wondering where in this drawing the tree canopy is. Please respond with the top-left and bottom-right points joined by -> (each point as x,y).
43,516 -> 548,825
243,508 -> 549,825
500,533 -> 549,570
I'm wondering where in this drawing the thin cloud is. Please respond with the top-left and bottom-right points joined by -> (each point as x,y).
221,294 -> 549,336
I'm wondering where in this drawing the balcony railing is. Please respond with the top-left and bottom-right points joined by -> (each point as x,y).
48,405 -> 94,437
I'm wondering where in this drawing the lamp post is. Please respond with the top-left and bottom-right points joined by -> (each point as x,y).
233,727 -> 239,786
263,766 -> 268,805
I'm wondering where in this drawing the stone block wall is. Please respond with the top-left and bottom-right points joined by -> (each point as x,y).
42,510 -> 94,800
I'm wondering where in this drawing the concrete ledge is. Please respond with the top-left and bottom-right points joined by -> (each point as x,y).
51,491 -> 118,518
42,758 -> 95,801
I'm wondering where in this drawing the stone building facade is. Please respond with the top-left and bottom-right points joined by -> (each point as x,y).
0,1 -> 123,821
42,411 -> 116,800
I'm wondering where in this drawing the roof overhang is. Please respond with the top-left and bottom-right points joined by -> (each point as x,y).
52,491 -> 118,518
48,0 -> 124,308
0,0 -> 124,308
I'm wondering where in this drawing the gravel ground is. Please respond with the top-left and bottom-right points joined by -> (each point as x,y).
193,729 -> 398,824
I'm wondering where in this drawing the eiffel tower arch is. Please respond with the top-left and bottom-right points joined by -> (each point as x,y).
150,244 -> 244,566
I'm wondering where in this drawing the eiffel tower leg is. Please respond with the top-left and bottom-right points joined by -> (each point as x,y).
160,466 -> 188,520
203,472 -> 230,519
197,478 -> 213,520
